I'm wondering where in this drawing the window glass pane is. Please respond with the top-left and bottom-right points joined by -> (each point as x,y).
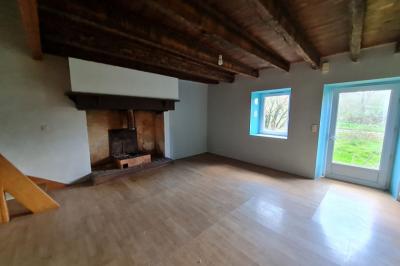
262,94 -> 289,134
332,90 -> 391,169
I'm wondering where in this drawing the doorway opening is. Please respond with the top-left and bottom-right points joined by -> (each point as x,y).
316,77 -> 400,191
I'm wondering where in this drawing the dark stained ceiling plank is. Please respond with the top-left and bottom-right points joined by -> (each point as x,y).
40,19 -> 237,84
349,0 -> 366,62
252,0 -> 320,69
39,8 -> 236,84
17,0 -> 42,60
30,0 -> 400,80
135,0 -> 290,71
38,5 -> 259,78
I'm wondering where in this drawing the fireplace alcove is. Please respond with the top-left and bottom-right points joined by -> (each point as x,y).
67,92 -> 178,184
108,128 -> 138,159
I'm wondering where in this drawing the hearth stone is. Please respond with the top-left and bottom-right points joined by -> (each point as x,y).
114,153 -> 151,169
89,157 -> 173,185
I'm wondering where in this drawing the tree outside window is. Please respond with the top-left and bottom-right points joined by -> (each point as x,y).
263,95 -> 289,133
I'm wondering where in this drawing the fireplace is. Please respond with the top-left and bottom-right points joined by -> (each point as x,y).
66,92 -> 177,175
85,109 -> 164,171
108,128 -> 152,169
108,129 -> 138,158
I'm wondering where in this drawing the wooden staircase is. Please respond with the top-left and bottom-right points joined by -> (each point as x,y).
0,154 -> 60,224
27,175 -> 66,191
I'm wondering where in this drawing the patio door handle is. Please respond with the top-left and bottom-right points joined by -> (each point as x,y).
329,135 -> 336,141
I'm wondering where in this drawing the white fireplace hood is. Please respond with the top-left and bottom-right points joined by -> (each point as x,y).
68,58 -> 179,100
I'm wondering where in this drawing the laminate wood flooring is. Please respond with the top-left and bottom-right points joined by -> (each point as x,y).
1,154 -> 399,266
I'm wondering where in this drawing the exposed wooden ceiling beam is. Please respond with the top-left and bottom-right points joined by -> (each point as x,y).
136,0 -> 290,71
253,0 -> 320,69
44,41 -> 220,85
349,0 -> 366,62
40,19 -> 234,83
39,5 -> 258,78
17,0 -> 42,59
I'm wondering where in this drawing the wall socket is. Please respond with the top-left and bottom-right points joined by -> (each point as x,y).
311,124 -> 319,133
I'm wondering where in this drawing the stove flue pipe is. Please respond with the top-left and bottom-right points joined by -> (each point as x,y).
127,110 -> 135,130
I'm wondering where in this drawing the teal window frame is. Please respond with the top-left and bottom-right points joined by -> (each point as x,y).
249,88 -> 291,139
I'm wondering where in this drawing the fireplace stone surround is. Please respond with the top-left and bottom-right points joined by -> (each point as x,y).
67,92 -> 178,183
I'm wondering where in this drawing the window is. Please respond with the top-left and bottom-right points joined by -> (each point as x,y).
249,88 -> 291,139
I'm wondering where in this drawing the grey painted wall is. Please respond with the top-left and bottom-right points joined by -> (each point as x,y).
167,80 -> 208,159
0,0 -> 91,184
208,44 -> 400,178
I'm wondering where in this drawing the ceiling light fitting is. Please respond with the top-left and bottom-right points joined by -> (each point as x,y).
218,54 -> 223,66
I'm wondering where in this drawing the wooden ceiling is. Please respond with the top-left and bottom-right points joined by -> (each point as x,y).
18,0 -> 400,84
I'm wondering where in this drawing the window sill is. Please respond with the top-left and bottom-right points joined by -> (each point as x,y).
250,133 -> 288,140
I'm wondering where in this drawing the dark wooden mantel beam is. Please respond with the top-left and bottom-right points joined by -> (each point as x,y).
17,0 -> 42,59
66,92 -> 178,111
253,0 -> 320,69
38,5 -> 258,78
349,0 -> 366,62
139,0 -> 290,71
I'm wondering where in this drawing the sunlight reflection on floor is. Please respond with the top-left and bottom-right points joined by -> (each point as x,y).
313,187 -> 375,262
255,198 -> 285,230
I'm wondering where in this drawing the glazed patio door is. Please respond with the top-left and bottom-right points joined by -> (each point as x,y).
325,85 -> 400,188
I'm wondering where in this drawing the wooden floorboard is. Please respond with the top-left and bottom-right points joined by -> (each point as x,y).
0,154 -> 399,265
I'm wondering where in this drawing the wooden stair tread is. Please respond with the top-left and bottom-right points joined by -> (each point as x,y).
28,176 -> 66,190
